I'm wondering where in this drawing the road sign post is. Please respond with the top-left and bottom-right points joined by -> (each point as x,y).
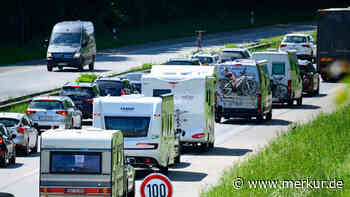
140,173 -> 173,197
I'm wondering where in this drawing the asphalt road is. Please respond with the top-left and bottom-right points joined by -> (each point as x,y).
0,81 -> 340,197
0,23 -> 315,102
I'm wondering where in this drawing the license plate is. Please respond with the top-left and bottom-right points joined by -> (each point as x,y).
66,188 -> 84,194
39,116 -> 53,121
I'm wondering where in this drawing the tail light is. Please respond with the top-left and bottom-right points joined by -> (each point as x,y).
26,110 -> 36,115
56,110 -> 67,116
321,67 -> 327,71
280,44 -> 287,48
0,138 -> 3,144
85,98 -> 93,104
17,127 -> 26,134
302,44 -> 311,48
257,94 -> 261,113
234,64 -> 242,66
121,89 -> 126,95
136,143 -> 158,149
0,151 -> 4,155
145,158 -> 151,163
192,133 -> 205,138
288,80 -> 292,97
320,57 -> 333,62
40,187 -> 111,194
168,82 -> 178,85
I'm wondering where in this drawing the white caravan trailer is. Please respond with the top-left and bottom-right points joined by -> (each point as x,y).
93,94 -> 177,174
40,128 -> 135,197
142,65 -> 216,152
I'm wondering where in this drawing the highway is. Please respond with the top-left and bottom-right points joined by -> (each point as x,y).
0,81 -> 339,197
0,22 -> 332,197
0,23 -> 315,101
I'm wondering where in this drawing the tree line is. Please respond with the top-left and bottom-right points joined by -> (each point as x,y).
1,0 -> 347,46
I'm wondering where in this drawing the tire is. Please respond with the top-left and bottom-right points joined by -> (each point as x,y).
215,113 -> 221,123
70,119 -> 74,129
256,114 -> 264,122
159,165 -> 169,175
9,154 -> 16,165
313,85 -> 320,96
209,141 -> 214,149
127,181 -> 135,197
174,154 -> 181,164
23,143 -> 30,156
78,64 -> 84,72
47,65 -> 53,72
58,66 -> 63,71
0,157 -> 8,168
266,110 -> 272,120
200,142 -> 209,152
31,137 -> 38,153
297,96 -> 303,106
288,100 -> 294,106
89,56 -> 95,70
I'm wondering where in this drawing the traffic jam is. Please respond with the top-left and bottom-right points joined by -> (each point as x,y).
0,8 -> 346,197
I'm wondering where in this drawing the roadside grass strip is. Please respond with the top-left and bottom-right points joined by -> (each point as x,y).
202,104 -> 350,197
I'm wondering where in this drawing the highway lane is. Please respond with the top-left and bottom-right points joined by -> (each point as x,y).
0,81 -> 340,197
0,23 -> 315,101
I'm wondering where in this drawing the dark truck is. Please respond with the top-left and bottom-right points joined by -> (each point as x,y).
317,8 -> 350,81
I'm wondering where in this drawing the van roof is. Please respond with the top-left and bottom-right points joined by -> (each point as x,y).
41,128 -> 120,149
285,33 -> 308,37
149,65 -> 215,78
253,51 -> 289,55
53,21 -> 91,33
95,95 -> 162,105
221,59 -> 258,66
32,96 -> 68,102
0,112 -> 24,120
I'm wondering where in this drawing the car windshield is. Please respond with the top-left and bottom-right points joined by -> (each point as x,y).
50,152 -> 101,174
96,81 -> 124,96
164,61 -> 199,65
29,100 -> 64,110
195,56 -> 213,64
50,33 -> 81,45
0,118 -> 19,127
61,87 -> 94,97
153,89 -> 171,97
124,74 -> 142,81
104,116 -> 150,138
272,63 -> 286,75
284,36 -> 307,43
221,51 -> 244,61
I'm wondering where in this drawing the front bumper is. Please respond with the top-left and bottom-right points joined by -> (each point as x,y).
47,57 -> 82,67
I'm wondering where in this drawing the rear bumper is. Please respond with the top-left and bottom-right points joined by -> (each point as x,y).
47,58 -> 82,67
272,97 -> 292,104
124,150 -> 162,168
40,193 -> 111,197
125,156 -> 160,168
220,107 -> 261,118
32,120 -> 65,130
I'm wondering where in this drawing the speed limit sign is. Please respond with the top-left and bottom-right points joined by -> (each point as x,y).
140,173 -> 173,197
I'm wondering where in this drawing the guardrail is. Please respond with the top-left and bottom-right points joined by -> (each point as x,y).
0,42 -> 277,111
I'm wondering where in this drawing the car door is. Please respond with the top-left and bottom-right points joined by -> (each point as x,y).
21,117 -> 32,147
65,99 -> 80,128
1,126 -> 14,157
25,116 -> 36,148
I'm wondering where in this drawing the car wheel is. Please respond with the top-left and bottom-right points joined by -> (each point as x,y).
9,154 -> 16,165
297,97 -> 303,106
266,109 -> 272,120
0,157 -> 8,168
209,141 -> 215,149
89,56 -> 95,70
70,119 -> 74,129
159,163 -> 169,175
313,85 -> 320,96
23,143 -> 30,156
78,116 -> 82,129
31,137 -> 38,153
288,100 -> 294,106
47,65 -> 53,72
215,113 -> 221,123
58,66 -> 63,71
78,64 -> 84,72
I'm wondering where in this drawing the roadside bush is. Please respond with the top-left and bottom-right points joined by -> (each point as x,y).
75,73 -> 98,83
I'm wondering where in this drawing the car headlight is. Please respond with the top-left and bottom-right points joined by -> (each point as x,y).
46,52 -> 52,59
74,53 -> 81,58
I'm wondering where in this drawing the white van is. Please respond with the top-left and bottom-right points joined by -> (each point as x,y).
252,51 -> 303,105
40,128 -> 135,197
93,94 -> 177,174
142,65 -> 216,152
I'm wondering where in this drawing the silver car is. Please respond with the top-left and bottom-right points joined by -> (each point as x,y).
0,113 -> 39,155
26,96 -> 82,132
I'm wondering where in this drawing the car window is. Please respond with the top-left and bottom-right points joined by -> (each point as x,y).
61,87 -> 94,97
284,36 -> 307,43
22,117 -> 29,126
29,100 -> 64,110
272,62 -> 286,75
164,61 -> 193,65
0,126 -> 8,137
153,89 -> 172,97
96,80 -> 124,96
0,118 -> 19,127
104,116 -> 150,138
196,57 -> 213,64
50,33 -> 81,46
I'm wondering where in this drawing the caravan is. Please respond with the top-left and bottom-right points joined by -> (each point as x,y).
93,95 -> 178,174
142,65 -> 216,152
40,128 -> 135,197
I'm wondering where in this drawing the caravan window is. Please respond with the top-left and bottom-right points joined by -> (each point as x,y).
105,116 -> 150,138
50,152 -> 101,174
153,89 -> 171,97
272,62 -> 286,75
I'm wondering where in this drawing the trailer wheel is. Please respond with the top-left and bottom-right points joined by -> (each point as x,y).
127,181 -> 135,197
215,107 -> 222,123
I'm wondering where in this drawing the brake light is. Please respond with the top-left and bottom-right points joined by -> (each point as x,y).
320,57 -> 333,62
257,94 -> 261,113
319,10 -> 326,14
280,44 -> 287,48
154,114 -> 161,117
85,98 -> 93,104
302,44 -> 311,48
321,67 -> 327,71
0,138 -> 3,144
17,127 -> 26,134
40,187 -> 111,194
56,110 -> 67,116
40,188 -> 65,193
0,151 -> 4,155
121,89 -> 126,95
136,143 -> 159,149
192,133 -> 205,138
168,82 -> 178,85
145,158 -> 151,163
71,86 -> 83,88
26,110 -> 36,115
85,188 -> 111,194
235,64 -> 242,66
288,80 -> 292,97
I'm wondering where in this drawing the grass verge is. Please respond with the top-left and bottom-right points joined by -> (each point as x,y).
202,104 -> 350,197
